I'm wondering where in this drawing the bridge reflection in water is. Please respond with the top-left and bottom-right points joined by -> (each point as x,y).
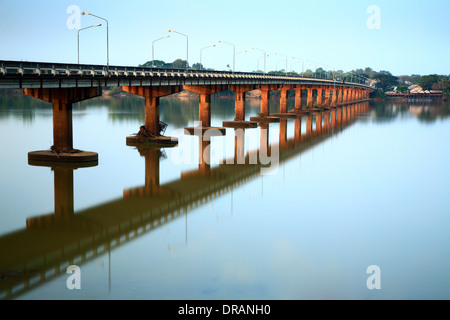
0,102 -> 370,299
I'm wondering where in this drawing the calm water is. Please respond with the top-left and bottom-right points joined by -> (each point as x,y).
0,91 -> 449,300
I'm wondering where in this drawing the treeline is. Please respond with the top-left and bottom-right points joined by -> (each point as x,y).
351,67 -> 450,96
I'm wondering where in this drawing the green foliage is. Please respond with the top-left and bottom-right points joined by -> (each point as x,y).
373,73 -> 399,92
416,75 -> 440,90
396,85 -> 408,93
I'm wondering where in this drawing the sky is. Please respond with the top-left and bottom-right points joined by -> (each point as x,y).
0,0 -> 449,76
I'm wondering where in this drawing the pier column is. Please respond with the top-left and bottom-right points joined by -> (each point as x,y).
279,87 -> 289,113
324,88 -> 331,106
123,86 -> 182,135
24,87 -> 101,152
306,87 -> 313,108
294,87 -> 302,110
199,93 -> 211,127
183,84 -> 228,132
260,87 -> 270,116
316,87 -> 323,106
235,90 -> 246,121
332,88 -> 338,106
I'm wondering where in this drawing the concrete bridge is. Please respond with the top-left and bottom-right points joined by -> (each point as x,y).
0,60 -> 374,162
0,101 -> 370,299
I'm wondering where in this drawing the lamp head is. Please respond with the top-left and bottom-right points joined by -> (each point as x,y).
81,11 -> 90,15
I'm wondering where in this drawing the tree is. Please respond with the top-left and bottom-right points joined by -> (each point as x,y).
373,73 -> 398,91
416,75 -> 440,90
172,59 -> 188,69
192,63 -> 203,70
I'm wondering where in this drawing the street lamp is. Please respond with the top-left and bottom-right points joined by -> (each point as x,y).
81,11 -> 109,71
276,59 -> 285,72
292,57 -> 304,77
152,35 -> 170,68
274,52 -> 288,75
252,47 -> 266,74
257,54 -> 269,73
218,40 -> 235,73
200,44 -> 216,70
77,24 -> 102,64
168,29 -> 189,69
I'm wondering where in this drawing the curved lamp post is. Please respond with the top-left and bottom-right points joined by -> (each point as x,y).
77,24 -> 102,64
292,57 -> 304,77
274,52 -> 288,75
218,40 -> 235,73
152,35 -> 170,68
252,47 -> 266,74
168,29 -> 189,69
81,11 -> 109,71
200,44 -> 216,70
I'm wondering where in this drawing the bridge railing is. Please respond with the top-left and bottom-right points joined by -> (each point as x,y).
0,60 -> 376,89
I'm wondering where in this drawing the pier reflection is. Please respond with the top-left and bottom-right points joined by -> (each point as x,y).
0,102 -> 370,299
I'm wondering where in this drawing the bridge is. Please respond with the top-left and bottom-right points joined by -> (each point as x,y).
0,101 -> 370,299
0,60 -> 375,163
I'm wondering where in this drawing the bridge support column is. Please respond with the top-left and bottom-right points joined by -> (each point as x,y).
123,85 -> 182,146
332,88 -> 338,106
290,87 -> 303,113
250,85 -> 280,123
306,87 -> 313,108
24,87 -> 101,163
271,86 -> 296,118
316,87 -> 323,107
324,88 -> 331,107
183,84 -> 228,134
223,85 -> 258,128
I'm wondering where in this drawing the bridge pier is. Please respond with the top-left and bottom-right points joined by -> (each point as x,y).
123,85 -> 181,146
316,87 -> 323,107
24,87 -> 101,163
306,87 -> 313,108
250,85 -> 280,123
271,86 -> 296,118
223,85 -> 258,128
183,85 -> 227,135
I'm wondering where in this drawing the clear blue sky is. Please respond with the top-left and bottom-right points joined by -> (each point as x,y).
0,0 -> 448,76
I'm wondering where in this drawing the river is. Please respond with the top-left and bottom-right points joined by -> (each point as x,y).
0,91 -> 449,300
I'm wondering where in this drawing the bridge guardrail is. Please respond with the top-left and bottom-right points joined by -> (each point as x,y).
0,60 -> 376,90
